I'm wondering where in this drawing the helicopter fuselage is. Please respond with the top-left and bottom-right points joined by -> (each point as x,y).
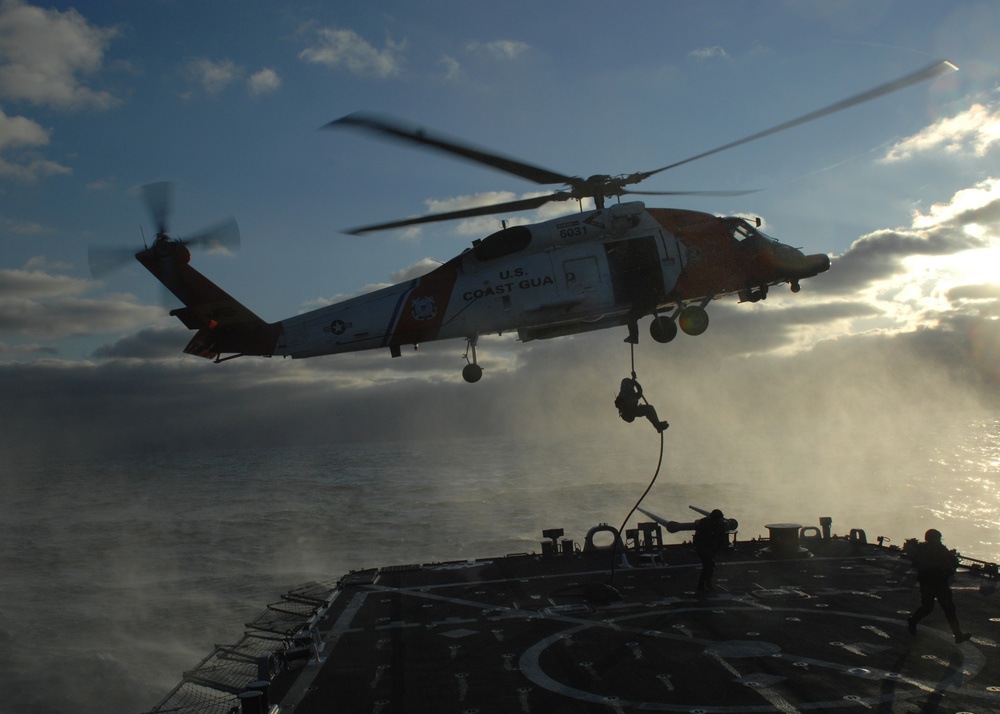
136,201 -> 828,380
270,202 -> 829,365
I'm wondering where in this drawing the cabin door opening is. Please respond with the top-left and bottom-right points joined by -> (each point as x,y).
604,235 -> 664,312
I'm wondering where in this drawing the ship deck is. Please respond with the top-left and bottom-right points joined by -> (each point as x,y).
147,524 -> 1000,714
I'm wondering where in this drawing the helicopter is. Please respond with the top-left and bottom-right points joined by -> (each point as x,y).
97,60 -> 954,383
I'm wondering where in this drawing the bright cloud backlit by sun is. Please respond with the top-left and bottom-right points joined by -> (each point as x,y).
911,177 -> 1000,232
881,101 -> 1000,162
856,179 -> 1000,334
786,176 -> 1000,353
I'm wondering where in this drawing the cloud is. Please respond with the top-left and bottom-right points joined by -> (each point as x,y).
0,307 -> 993,464
301,258 -> 444,310
0,214 -> 49,234
0,0 -> 119,110
0,151 -> 69,180
948,283 -> 1000,302
821,227 -> 966,295
0,2 -> 117,179
91,326 -> 193,360
688,298 -> 883,358
0,266 -> 160,340
389,258 -> 443,283
0,149 -> 69,180
753,176 -> 1000,363
439,55 -> 461,82
881,101 -> 1000,162
23,255 -> 67,270
85,178 -> 112,191
418,191 -> 575,236
183,59 -> 281,98
0,266 -> 88,298
299,27 -> 404,78
0,340 -> 55,357
185,58 -> 241,95
911,178 -> 1000,231
5,172 -> 1000,459
0,293 -> 161,339
0,105 -> 70,180
464,40 -> 529,62
688,45 -> 730,61
818,179 -> 1000,296
248,67 -> 281,97
425,190 -> 518,214
0,105 -> 45,147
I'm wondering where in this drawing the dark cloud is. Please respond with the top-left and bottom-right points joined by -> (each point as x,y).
950,195 -> 1000,229
2,309 -> 995,465
91,326 -> 194,360
0,357 -> 516,460
817,227 -> 979,295
0,340 -> 57,357
0,267 -> 162,341
642,298 -> 882,359
89,323 -> 523,377
0,268 -> 88,298
815,189 -> 1000,296
0,294 -> 162,338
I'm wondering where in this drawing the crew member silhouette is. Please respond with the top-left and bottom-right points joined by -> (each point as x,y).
907,529 -> 971,643
614,377 -> 669,433
694,509 -> 729,593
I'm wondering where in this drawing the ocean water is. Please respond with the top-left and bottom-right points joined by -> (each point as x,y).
3,415 -> 999,714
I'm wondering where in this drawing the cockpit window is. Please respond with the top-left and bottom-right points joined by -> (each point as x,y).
730,219 -> 774,245
473,225 -> 532,261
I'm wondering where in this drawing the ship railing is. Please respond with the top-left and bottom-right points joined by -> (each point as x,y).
958,554 -> 1000,580
143,580 -> 339,714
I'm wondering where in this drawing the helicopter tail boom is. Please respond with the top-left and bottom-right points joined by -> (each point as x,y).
135,238 -> 281,360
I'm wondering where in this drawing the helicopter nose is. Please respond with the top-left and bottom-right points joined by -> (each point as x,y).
800,252 -> 830,277
777,249 -> 830,280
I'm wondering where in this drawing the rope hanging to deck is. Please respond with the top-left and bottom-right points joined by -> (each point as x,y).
607,342 -> 666,584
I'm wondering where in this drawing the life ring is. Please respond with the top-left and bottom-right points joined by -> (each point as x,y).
583,524 -> 625,552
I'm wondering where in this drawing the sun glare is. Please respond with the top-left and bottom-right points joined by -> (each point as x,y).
946,244 -> 1000,287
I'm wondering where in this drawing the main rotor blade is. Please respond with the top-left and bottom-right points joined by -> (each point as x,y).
182,216 -> 241,252
328,113 -> 575,187
139,181 -> 174,236
638,59 -> 957,181
345,192 -> 570,235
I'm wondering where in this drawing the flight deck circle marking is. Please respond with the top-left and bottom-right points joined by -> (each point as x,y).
518,605 -> 989,712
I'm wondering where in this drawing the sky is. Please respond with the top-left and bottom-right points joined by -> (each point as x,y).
2,0 -> 1000,460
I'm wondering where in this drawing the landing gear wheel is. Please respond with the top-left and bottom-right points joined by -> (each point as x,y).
678,305 -> 709,336
462,363 -> 483,383
649,316 -> 678,344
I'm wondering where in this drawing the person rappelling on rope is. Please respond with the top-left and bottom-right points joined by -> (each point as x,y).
614,375 -> 669,433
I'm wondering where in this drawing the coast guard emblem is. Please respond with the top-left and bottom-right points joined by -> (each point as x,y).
410,296 -> 437,321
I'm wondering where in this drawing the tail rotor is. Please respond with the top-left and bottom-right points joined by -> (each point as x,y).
88,182 -> 240,279
140,180 -> 174,238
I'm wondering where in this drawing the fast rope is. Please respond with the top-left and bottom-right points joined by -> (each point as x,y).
607,340 -> 665,584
